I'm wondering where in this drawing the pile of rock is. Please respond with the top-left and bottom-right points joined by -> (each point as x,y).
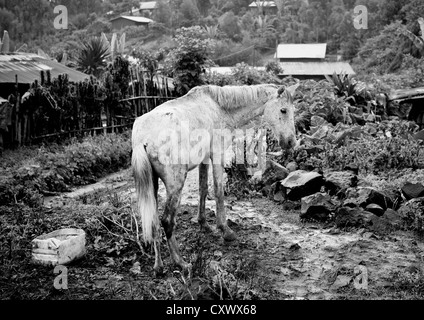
257,161 -> 424,232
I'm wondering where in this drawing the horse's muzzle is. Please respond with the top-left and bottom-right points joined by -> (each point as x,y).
279,137 -> 297,151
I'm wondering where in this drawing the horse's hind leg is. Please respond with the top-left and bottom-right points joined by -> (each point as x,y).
152,171 -> 164,275
212,164 -> 236,241
198,162 -> 212,231
162,169 -> 191,270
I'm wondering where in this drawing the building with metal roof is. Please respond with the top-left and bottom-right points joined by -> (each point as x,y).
278,61 -> 355,78
139,1 -> 157,10
273,43 -> 355,79
248,1 -> 278,14
275,43 -> 327,61
0,53 -> 89,84
0,53 -> 89,98
110,15 -> 153,30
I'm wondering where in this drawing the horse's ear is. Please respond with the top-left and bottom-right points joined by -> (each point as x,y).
277,86 -> 285,97
285,83 -> 300,100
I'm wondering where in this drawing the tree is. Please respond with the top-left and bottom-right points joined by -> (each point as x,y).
180,0 -> 201,27
218,11 -> 241,41
153,0 -> 172,28
0,8 -> 15,35
165,26 -> 212,94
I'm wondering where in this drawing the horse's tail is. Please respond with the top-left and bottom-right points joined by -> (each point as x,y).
132,144 -> 158,243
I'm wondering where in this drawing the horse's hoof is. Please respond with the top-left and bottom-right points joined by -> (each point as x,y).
154,266 -> 165,277
223,230 -> 237,242
200,222 -> 213,233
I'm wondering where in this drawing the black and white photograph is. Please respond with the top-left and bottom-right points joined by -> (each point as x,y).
1,0 -> 424,307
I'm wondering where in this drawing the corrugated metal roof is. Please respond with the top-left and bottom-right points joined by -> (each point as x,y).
0,53 -> 89,84
111,15 -> 153,23
278,62 -> 355,76
139,1 -> 157,10
249,1 -> 277,7
207,66 -> 265,75
388,87 -> 424,101
276,43 -> 327,59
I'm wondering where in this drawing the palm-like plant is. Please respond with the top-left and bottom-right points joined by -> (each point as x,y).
203,25 -> 220,39
398,17 -> 424,54
325,72 -> 359,104
254,15 -> 276,34
76,36 -> 111,77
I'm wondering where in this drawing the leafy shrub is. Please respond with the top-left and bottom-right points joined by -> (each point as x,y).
230,62 -> 281,85
0,132 -> 132,207
204,62 -> 281,86
265,61 -> 283,76
293,119 -> 423,174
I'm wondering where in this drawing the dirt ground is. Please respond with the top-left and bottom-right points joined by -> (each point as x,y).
2,167 -> 424,300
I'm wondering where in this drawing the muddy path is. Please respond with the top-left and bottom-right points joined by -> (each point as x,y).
43,168 -> 424,300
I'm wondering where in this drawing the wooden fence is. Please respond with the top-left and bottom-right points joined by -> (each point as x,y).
0,68 -> 177,150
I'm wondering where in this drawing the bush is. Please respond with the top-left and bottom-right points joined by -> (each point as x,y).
0,132 -> 132,207
293,119 -> 423,174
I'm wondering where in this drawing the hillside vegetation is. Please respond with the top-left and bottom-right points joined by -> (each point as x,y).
0,0 -> 423,80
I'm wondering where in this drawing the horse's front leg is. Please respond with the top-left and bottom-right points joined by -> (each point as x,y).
198,162 -> 213,232
212,164 -> 236,241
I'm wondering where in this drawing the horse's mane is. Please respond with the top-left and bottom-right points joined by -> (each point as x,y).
186,84 -> 278,110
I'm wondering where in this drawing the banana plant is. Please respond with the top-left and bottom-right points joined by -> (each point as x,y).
101,32 -> 126,61
398,17 -> 424,54
0,30 -> 10,53
325,72 -> 359,104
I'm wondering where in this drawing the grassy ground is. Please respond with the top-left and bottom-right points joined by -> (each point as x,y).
1,167 -> 424,300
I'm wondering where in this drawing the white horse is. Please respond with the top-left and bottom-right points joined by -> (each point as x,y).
132,84 -> 298,274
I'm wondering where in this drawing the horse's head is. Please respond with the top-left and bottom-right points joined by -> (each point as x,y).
263,83 -> 299,151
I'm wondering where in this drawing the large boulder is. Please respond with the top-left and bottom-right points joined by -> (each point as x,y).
343,187 -> 394,215
300,193 -> 336,221
324,171 -> 358,197
281,170 -> 324,201
413,129 -> 424,141
262,160 -> 289,186
401,182 -> 424,200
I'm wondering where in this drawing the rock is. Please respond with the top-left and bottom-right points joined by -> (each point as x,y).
335,207 -> 375,229
300,193 -> 335,221
286,162 -> 298,173
311,125 -> 330,140
310,115 -> 328,129
267,182 -> 285,202
324,171 -> 357,197
262,160 -> 289,186
365,203 -> 385,217
413,129 -> 424,141
281,170 -> 324,201
343,187 -> 394,212
401,182 -> 424,200
330,275 -> 352,290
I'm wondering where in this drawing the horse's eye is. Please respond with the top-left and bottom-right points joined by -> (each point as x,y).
280,108 -> 287,114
